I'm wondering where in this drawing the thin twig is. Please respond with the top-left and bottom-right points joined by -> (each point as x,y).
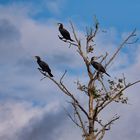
105,28 -> 137,68
40,76 -> 46,81
38,68 -> 89,119
60,70 -> 67,83
96,115 -> 120,139
98,78 -> 108,93
98,80 -> 140,114
63,107 -> 82,128
100,52 -> 108,63
70,21 -> 93,79
122,73 -> 127,86
126,38 -> 139,44
72,101 -> 88,136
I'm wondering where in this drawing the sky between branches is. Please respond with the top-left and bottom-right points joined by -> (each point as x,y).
0,1 -> 140,140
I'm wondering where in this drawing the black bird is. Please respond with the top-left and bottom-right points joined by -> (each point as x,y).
57,23 -> 74,42
90,57 -> 110,77
35,56 -> 53,77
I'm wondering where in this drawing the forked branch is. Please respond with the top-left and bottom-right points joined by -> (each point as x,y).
105,28 -> 138,68
96,115 -> 120,140
38,69 -> 89,120
97,80 -> 140,114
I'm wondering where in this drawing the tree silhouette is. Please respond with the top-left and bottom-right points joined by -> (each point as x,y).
37,18 -> 140,140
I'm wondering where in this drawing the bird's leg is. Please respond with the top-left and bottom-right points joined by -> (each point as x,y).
38,68 -> 46,76
38,67 -> 43,72
96,71 -> 103,79
100,73 -> 103,80
58,35 -> 67,42
97,71 -> 100,78
58,35 -> 64,40
40,76 -> 47,81
37,68 -> 48,80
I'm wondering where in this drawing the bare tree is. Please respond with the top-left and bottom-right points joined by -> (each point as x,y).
37,19 -> 140,140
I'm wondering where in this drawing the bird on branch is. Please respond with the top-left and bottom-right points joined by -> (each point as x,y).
35,56 -> 53,77
90,57 -> 110,77
57,23 -> 74,42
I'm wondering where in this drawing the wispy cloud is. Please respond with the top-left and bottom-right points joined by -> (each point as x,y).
44,0 -> 66,15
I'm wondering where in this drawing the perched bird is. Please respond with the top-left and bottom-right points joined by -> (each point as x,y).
90,57 -> 110,77
35,56 -> 53,77
57,23 -> 74,42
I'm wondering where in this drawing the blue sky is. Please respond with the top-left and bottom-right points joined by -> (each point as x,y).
1,0 -> 140,31
0,0 -> 140,140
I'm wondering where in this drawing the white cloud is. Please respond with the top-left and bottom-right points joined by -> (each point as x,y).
0,3 -> 140,140
0,99 -> 62,140
44,0 -> 65,14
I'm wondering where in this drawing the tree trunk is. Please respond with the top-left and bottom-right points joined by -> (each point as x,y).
85,134 -> 96,140
87,79 -> 96,140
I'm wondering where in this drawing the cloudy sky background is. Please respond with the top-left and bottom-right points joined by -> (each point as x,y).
0,0 -> 140,140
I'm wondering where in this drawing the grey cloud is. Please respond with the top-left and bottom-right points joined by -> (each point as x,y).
104,111 -> 140,140
17,107 -> 69,140
102,85 -> 140,140
0,18 -> 20,42
0,4 -> 140,140
0,99 -> 82,140
0,100 -> 41,140
0,18 -> 25,64
51,53 -> 74,64
0,18 -> 51,102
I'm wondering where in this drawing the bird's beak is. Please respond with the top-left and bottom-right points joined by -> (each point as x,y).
57,23 -> 61,25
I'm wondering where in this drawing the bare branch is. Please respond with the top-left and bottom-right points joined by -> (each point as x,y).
98,80 -> 140,114
98,78 -> 108,93
40,76 -> 46,81
59,72 -> 89,119
105,28 -> 137,68
85,16 -> 99,54
104,115 -> 120,130
96,115 -> 120,139
36,21 -> 140,140
70,21 -> 93,79
60,70 -> 67,83
72,101 -> 88,136
122,73 -> 127,87
126,38 -> 139,44
97,129 -> 105,140
70,21 -> 79,43
100,52 -> 108,63
38,69 -> 89,120
58,35 -> 78,47
95,119 -> 104,128
63,107 -> 82,128
75,80 -> 88,95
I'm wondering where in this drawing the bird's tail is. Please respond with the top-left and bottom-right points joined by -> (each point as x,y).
48,72 -> 53,77
105,72 -> 111,77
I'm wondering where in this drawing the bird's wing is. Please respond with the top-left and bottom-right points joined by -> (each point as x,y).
40,61 -> 51,71
63,28 -> 70,34
93,62 -> 106,73
61,28 -> 71,38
